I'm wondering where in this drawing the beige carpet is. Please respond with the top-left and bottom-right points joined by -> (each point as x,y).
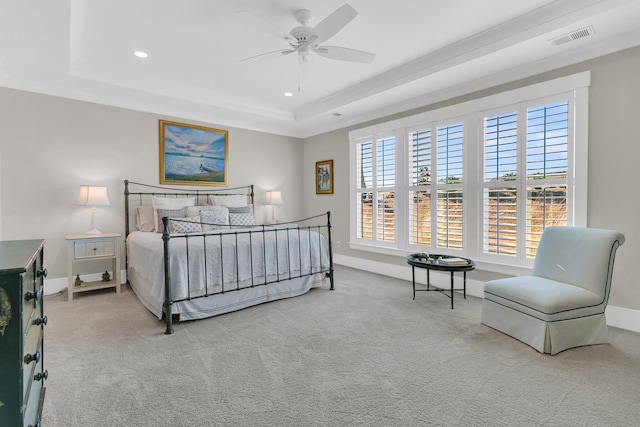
42,265 -> 640,426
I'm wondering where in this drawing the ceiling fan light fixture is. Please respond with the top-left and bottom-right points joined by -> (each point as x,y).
239,4 -> 375,65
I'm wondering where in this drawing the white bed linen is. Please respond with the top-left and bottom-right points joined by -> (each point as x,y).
126,226 -> 330,320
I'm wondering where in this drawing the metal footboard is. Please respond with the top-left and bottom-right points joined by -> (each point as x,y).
161,213 -> 334,334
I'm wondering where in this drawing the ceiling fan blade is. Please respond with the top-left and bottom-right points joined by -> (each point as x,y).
239,49 -> 296,63
236,10 -> 296,44
315,46 -> 375,63
311,4 -> 358,44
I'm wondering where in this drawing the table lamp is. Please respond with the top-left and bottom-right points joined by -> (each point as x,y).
76,185 -> 111,234
265,190 -> 284,224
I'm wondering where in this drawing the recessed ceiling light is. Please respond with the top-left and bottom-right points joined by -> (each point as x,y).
284,92 -> 293,97
133,51 -> 148,58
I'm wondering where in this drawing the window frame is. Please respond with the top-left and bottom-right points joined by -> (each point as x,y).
351,131 -> 401,250
349,72 -> 589,272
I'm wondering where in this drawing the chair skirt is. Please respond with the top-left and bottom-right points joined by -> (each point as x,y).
481,299 -> 611,355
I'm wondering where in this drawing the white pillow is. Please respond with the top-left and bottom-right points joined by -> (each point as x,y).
152,196 -> 195,232
208,194 -> 247,207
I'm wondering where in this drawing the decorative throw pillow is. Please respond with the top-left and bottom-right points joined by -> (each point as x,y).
136,206 -> 155,232
227,205 -> 253,214
185,205 -> 228,217
200,207 -> 230,231
167,216 -> 202,234
156,208 -> 187,233
208,194 -> 247,207
229,212 -> 256,228
152,196 -> 195,231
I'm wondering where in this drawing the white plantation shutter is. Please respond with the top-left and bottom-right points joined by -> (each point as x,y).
408,129 -> 432,246
354,135 -> 396,244
436,123 -> 464,249
483,111 -> 518,256
376,137 -> 396,243
525,101 -> 569,258
482,100 -> 570,260
355,141 -> 373,240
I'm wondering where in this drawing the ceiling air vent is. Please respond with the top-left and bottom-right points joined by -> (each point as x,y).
550,26 -> 595,47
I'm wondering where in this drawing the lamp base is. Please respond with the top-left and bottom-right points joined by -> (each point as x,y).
85,228 -> 103,235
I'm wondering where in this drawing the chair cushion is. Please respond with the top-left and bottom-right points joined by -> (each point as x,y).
484,275 -> 604,322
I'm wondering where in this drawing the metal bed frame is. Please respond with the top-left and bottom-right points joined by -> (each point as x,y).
124,180 -> 334,334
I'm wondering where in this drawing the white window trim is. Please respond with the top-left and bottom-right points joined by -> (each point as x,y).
349,72 -> 589,273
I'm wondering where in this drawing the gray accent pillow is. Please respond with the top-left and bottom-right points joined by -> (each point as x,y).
227,205 -> 254,214
156,208 -> 186,233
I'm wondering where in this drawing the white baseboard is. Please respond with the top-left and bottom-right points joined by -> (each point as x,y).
334,254 -> 640,333
44,270 -> 127,296
605,305 -> 640,333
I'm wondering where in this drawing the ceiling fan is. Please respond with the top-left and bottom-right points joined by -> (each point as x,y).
239,4 -> 375,64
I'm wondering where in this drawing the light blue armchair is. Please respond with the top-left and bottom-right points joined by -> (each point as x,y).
481,226 -> 625,355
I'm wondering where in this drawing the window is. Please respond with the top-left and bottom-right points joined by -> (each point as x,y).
350,73 -> 588,269
354,134 -> 396,246
483,110 -> 518,257
481,100 -> 570,262
436,123 -> 464,250
408,129 -> 432,247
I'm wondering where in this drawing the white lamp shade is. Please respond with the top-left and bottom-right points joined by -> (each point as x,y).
77,186 -> 111,206
265,191 -> 283,205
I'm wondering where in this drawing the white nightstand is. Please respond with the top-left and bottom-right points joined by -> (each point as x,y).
66,232 -> 121,301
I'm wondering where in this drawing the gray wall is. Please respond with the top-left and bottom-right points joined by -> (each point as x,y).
0,89 -> 303,279
303,45 -> 640,311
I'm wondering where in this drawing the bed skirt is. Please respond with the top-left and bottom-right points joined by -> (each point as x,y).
128,266 -> 322,321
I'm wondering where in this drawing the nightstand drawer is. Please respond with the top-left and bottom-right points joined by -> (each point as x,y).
74,240 -> 115,259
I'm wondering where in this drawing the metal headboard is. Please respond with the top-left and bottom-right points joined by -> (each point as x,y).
123,180 -> 254,237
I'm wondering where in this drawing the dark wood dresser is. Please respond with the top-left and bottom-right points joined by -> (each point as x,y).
0,240 -> 47,427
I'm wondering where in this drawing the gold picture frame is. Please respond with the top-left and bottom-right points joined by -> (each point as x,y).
159,120 -> 228,186
316,160 -> 334,194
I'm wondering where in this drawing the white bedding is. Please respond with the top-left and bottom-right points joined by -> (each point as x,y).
126,226 -> 331,320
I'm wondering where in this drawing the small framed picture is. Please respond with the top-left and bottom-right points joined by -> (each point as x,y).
159,120 -> 228,186
316,160 -> 334,194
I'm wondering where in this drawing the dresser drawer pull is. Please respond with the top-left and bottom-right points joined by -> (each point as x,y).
34,370 -> 48,382
24,351 -> 40,365
37,268 -> 48,278
33,316 -> 48,326
25,290 -> 42,302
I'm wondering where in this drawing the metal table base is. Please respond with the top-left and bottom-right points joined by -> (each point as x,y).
411,265 -> 468,309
